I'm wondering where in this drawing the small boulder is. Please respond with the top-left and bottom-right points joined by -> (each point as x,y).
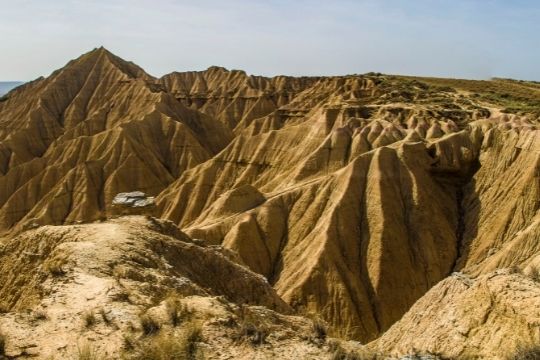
112,192 -> 155,208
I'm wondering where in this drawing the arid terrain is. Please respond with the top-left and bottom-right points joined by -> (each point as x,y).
0,48 -> 539,359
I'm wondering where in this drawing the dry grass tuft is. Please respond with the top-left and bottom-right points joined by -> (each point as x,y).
99,308 -> 111,325
528,267 -> 540,282
44,256 -> 68,276
123,334 -> 136,351
310,316 -> 328,343
510,344 -> 540,360
126,322 -> 203,360
0,303 -> 9,314
82,310 -> 96,328
328,340 -> 377,360
110,289 -> 131,303
236,321 -> 269,346
140,313 -> 161,336
0,332 -> 6,356
232,305 -> 269,346
165,296 -> 193,327
183,322 -> 203,358
77,342 -> 102,360
32,309 -> 48,321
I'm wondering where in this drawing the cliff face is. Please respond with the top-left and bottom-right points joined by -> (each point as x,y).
0,49 -> 539,359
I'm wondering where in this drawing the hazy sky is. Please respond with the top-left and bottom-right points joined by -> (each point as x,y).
1,0 -> 539,81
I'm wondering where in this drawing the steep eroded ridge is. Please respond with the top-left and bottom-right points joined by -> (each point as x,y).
0,48 -> 233,232
160,66 -> 321,132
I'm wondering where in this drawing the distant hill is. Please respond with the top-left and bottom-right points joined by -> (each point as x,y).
0,81 -> 23,96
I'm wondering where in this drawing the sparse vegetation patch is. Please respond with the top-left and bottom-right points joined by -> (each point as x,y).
510,344 -> 540,360
83,310 -> 96,328
140,313 -> 161,336
125,322 -> 203,360
165,296 -> 193,327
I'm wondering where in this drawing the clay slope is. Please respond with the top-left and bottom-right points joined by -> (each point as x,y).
457,115 -> 540,275
155,75 -> 499,341
371,269 -> 540,359
158,127 -> 480,341
0,48 -> 232,233
160,66 -> 320,132
156,69 -> 539,344
157,76 -> 479,227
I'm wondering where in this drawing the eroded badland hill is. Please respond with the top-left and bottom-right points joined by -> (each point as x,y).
0,48 -> 538,359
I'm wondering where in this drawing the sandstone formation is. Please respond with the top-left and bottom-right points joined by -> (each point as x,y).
0,48 -> 539,359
